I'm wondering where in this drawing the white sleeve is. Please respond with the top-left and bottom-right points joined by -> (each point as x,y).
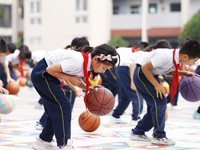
151,53 -> 168,68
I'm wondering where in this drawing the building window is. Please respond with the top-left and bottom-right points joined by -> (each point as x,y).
76,0 -> 87,11
170,3 -> 181,12
30,37 -> 41,46
30,1 -> 41,13
0,5 -> 12,27
113,6 -> 119,14
75,16 -> 88,23
130,5 -> 140,14
149,3 -> 157,14
30,18 -> 41,25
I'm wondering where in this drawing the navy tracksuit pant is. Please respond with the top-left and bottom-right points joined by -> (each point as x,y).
195,66 -> 200,113
112,66 -> 143,120
39,85 -> 76,126
31,58 -> 72,146
132,65 -> 167,138
100,69 -> 118,97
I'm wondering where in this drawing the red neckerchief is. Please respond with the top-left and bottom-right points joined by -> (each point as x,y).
131,46 -> 136,53
81,51 -> 90,108
170,49 -> 179,104
19,51 -> 25,77
61,81 -> 64,88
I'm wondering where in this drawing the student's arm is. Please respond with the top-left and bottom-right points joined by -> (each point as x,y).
46,63 -> 82,86
142,61 -> 166,99
130,62 -> 137,91
4,66 -> 16,83
64,80 -> 84,97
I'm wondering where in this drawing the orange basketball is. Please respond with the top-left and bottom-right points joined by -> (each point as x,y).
165,110 -> 168,122
78,111 -> 100,132
19,78 -> 27,87
6,82 -> 20,95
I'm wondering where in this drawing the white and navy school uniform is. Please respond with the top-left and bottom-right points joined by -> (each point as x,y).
31,49 -> 91,146
132,48 -> 179,138
112,47 -> 146,121
0,50 -> 19,88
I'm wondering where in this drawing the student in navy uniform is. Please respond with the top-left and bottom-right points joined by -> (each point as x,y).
0,38 -> 9,94
0,42 -> 16,88
0,44 -> 31,88
110,42 -> 149,125
35,37 -> 89,130
130,40 -> 200,145
31,44 -> 119,150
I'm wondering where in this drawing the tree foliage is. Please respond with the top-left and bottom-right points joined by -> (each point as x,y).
179,10 -> 200,43
107,36 -> 129,48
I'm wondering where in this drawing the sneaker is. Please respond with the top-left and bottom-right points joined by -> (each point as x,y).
193,111 -> 200,119
60,139 -> 75,150
129,119 -> 139,126
35,121 -> 44,130
129,131 -> 151,142
109,116 -> 127,124
151,137 -> 175,145
32,137 -> 58,150
171,105 -> 182,111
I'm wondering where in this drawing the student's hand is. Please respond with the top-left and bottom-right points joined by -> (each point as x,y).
130,82 -> 137,91
186,71 -> 200,77
0,87 -> 9,94
7,78 -> 16,84
155,84 -> 166,99
74,87 -> 84,97
68,76 -> 82,86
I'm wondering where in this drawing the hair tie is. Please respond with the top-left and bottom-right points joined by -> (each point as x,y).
97,54 -> 117,61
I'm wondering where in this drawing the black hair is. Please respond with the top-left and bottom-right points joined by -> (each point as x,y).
80,44 -> 119,78
180,39 -> 200,59
71,37 -> 90,50
177,36 -> 192,48
143,39 -> 171,52
137,42 -> 149,50
18,45 -> 32,60
0,37 -> 8,53
7,43 -> 16,53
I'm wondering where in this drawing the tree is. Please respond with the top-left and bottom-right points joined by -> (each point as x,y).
179,10 -> 200,43
107,36 -> 129,48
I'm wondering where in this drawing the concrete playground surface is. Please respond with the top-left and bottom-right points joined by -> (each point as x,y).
0,85 -> 200,150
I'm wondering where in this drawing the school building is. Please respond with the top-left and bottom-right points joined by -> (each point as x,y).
0,0 -> 200,51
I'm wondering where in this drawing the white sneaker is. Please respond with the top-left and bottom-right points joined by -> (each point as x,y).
35,121 -> 44,130
151,137 -> 175,145
109,116 -> 127,124
171,105 -> 182,111
32,137 -> 58,150
129,131 -> 151,142
61,139 -> 75,150
129,120 -> 139,126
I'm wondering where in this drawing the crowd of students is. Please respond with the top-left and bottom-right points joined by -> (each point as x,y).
0,36 -> 200,149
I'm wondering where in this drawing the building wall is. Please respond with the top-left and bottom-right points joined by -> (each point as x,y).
24,0 -> 112,51
0,0 -> 18,43
111,0 -> 200,39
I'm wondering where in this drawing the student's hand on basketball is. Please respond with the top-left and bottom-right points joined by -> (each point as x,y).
155,84 -> 166,99
0,87 -> 9,94
7,78 -> 16,84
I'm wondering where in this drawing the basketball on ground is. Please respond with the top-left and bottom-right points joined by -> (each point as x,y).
6,82 -> 20,95
78,111 -> 100,132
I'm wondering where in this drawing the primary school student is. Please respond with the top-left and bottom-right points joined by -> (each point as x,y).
130,40 -> 200,145
31,44 -> 119,150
